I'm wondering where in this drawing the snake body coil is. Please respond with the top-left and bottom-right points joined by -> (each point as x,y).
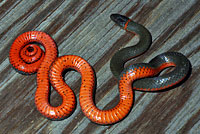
109,14 -> 190,91
9,14 -> 190,125
9,31 -> 76,119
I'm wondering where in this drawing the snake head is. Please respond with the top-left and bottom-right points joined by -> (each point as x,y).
110,14 -> 130,28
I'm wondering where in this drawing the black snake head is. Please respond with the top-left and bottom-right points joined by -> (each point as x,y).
110,14 -> 130,28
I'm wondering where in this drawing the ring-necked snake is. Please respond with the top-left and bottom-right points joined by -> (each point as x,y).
9,14 -> 190,125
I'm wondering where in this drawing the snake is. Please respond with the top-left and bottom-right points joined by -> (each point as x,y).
9,14 -> 190,125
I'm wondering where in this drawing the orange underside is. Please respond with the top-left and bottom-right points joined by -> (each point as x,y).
9,31 -> 179,125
